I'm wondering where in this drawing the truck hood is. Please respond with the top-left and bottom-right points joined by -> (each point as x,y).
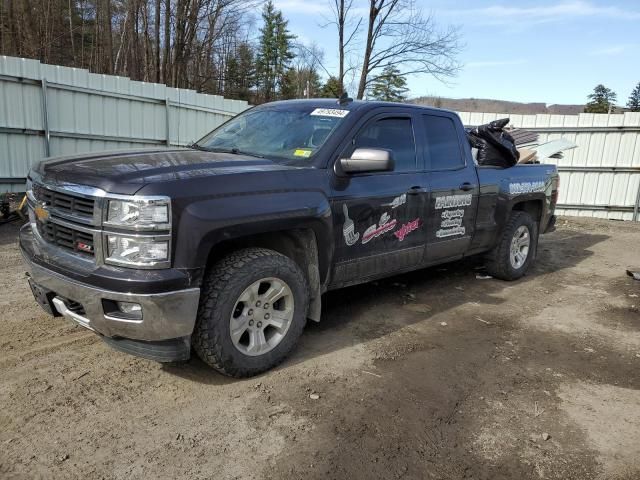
34,148 -> 301,195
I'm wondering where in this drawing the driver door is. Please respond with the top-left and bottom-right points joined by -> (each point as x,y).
329,111 -> 430,288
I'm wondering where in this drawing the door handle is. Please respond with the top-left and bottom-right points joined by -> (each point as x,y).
407,186 -> 428,195
459,182 -> 474,191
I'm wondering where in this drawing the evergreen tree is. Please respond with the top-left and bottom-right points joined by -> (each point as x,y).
627,82 -> 640,112
305,69 -> 323,98
320,76 -> 343,98
281,67 -> 322,99
369,66 -> 409,102
584,84 -> 617,113
256,1 -> 295,102
225,42 -> 256,101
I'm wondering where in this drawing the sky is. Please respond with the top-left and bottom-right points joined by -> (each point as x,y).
272,0 -> 640,106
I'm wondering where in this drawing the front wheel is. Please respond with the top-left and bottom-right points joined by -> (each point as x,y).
193,248 -> 309,377
485,211 -> 538,281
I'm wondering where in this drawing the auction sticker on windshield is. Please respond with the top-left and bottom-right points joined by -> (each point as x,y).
310,108 -> 350,118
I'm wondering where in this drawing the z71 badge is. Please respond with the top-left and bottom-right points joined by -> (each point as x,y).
76,241 -> 94,253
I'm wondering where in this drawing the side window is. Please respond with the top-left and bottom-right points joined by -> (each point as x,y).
422,115 -> 464,170
353,117 -> 416,172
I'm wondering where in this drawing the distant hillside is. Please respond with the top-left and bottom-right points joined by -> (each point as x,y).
412,96 -> 584,115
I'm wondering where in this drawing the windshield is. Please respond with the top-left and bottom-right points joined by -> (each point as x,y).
195,106 -> 350,162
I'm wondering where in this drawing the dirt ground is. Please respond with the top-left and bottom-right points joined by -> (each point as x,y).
1,217 -> 639,480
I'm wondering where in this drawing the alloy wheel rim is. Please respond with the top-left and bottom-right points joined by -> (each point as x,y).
229,277 -> 294,356
510,225 -> 530,269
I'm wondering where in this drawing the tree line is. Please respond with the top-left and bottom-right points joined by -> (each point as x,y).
0,0 -> 460,103
585,83 -> 640,113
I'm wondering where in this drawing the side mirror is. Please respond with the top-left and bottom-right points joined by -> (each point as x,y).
339,148 -> 394,174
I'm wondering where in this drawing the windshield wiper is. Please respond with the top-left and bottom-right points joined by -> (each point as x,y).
228,147 -> 264,158
186,143 -> 212,152
187,144 -> 264,159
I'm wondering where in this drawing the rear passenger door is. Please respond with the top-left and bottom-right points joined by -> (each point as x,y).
329,111 -> 429,287
419,113 -> 480,262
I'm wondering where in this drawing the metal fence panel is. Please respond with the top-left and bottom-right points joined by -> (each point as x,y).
0,55 -> 249,193
458,111 -> 640,221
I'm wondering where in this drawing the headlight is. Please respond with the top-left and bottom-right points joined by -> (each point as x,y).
105,197 -> 170,230
105,235 -> 170,268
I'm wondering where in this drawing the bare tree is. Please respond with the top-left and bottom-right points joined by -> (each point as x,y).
141,1 -> 153,81
67,0 -> 75,62
285,42 -> 324,98
102,0 -> 115,73
356,0 -> 460,99
0,0 -> 260,99
162,0 -> 171,82
154,0 -> 161,81
326,0 -> 360,94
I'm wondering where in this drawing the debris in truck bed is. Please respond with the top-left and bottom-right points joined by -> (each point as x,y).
533,138 -> 578,161
466,118 -> 520,168
467,120 -> 578,166
508,128 -> 539,146
516,139 -> 578,165
516,148 -> 537,164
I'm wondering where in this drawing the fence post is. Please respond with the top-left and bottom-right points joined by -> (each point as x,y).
165,98 -> 171,147
41,78 -> 51,156
633,181 -> 640,222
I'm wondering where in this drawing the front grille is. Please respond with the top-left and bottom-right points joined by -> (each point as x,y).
33,184 -> 95,218
36,221 -> 95,256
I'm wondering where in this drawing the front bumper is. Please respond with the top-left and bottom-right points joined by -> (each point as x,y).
20,224 -> 201,358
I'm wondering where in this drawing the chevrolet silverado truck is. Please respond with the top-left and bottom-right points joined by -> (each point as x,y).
20,99 -> 558,377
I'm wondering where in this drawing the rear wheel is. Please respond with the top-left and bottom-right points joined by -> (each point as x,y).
485,211 -> 538,281
193,248 -> 309,377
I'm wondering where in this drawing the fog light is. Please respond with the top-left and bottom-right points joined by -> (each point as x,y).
116,301 -> 142,320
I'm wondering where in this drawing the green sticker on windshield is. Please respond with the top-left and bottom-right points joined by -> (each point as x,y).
294,149 -> 312,158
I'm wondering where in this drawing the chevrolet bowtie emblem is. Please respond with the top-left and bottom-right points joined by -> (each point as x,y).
34,203 -> 50,221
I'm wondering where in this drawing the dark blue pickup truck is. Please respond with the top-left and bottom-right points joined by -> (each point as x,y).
20,99 -> 558,377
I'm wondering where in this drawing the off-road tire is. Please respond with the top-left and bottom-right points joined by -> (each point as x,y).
484,211 -> 538,281
193,248 -> 309,377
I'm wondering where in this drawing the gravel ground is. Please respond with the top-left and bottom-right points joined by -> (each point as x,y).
1,217 -> 639,480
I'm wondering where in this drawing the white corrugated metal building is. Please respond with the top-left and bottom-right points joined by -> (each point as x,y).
458,111 -> 640,221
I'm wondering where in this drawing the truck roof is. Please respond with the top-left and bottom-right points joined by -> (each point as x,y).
257,98 -> 456,116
